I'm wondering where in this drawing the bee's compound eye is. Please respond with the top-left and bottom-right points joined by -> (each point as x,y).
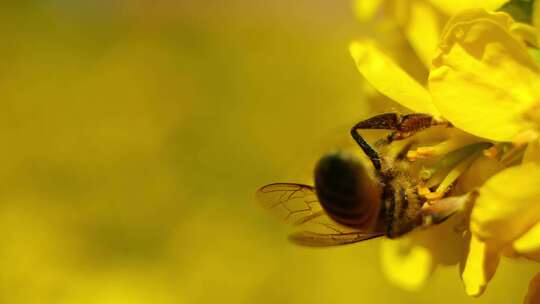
314,152 -> 381,228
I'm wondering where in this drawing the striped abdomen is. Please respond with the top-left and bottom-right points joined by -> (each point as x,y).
314,152 -> 382,229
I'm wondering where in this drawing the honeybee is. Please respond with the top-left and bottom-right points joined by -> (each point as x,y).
257,112 -> 471,246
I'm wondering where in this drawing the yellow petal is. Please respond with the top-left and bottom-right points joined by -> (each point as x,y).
380,238 -> 433,291
429,10 -> 540,142
404,0 -> 442,68
353,0 -> 383,22
513,222 -> 540,261
430,0 -> 510,16
350,40 -> 440,116
524,273 -> 540,304
471,163 -> 540,247
461,235 -> 500,297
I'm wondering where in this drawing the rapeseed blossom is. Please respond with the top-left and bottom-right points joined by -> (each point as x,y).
430,8 -> 540,298
350,3 -> 540,301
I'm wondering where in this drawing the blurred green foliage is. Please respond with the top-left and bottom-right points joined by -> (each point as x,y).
0,1 -> 536,303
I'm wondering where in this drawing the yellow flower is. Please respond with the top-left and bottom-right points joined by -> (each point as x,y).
350,6 -> 540,300
351,1 -> 509,117
349,35 -> 486,291
427,10 -> 540,297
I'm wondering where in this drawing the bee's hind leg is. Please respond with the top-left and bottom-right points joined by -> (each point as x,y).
351,113 -> 450,171
350,113 -> 401,172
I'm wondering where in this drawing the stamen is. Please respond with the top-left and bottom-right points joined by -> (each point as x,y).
422,142 -> 492,187
406,133 -> 480,163
419,142 -> 492,199
407,141 -> 454,161
433,156 -> 475,196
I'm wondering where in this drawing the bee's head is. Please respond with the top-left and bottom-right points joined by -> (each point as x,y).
314,152 -> 382,229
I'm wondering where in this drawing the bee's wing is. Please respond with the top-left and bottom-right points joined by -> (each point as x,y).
256,183 -> 383,247
289,231 -> 383,247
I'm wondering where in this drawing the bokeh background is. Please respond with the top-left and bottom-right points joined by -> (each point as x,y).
0,1 -> 537,303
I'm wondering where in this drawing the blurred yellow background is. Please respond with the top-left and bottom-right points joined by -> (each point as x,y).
0,1 -> 537,303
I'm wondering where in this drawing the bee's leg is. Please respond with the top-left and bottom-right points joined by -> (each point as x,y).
382,113 -> 450,146
350,113 -> 400,171
351,113 -> 450,171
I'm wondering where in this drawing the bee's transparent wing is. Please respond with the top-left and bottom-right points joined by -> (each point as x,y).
289,231 -> 383,247
257,183 -> 383,246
